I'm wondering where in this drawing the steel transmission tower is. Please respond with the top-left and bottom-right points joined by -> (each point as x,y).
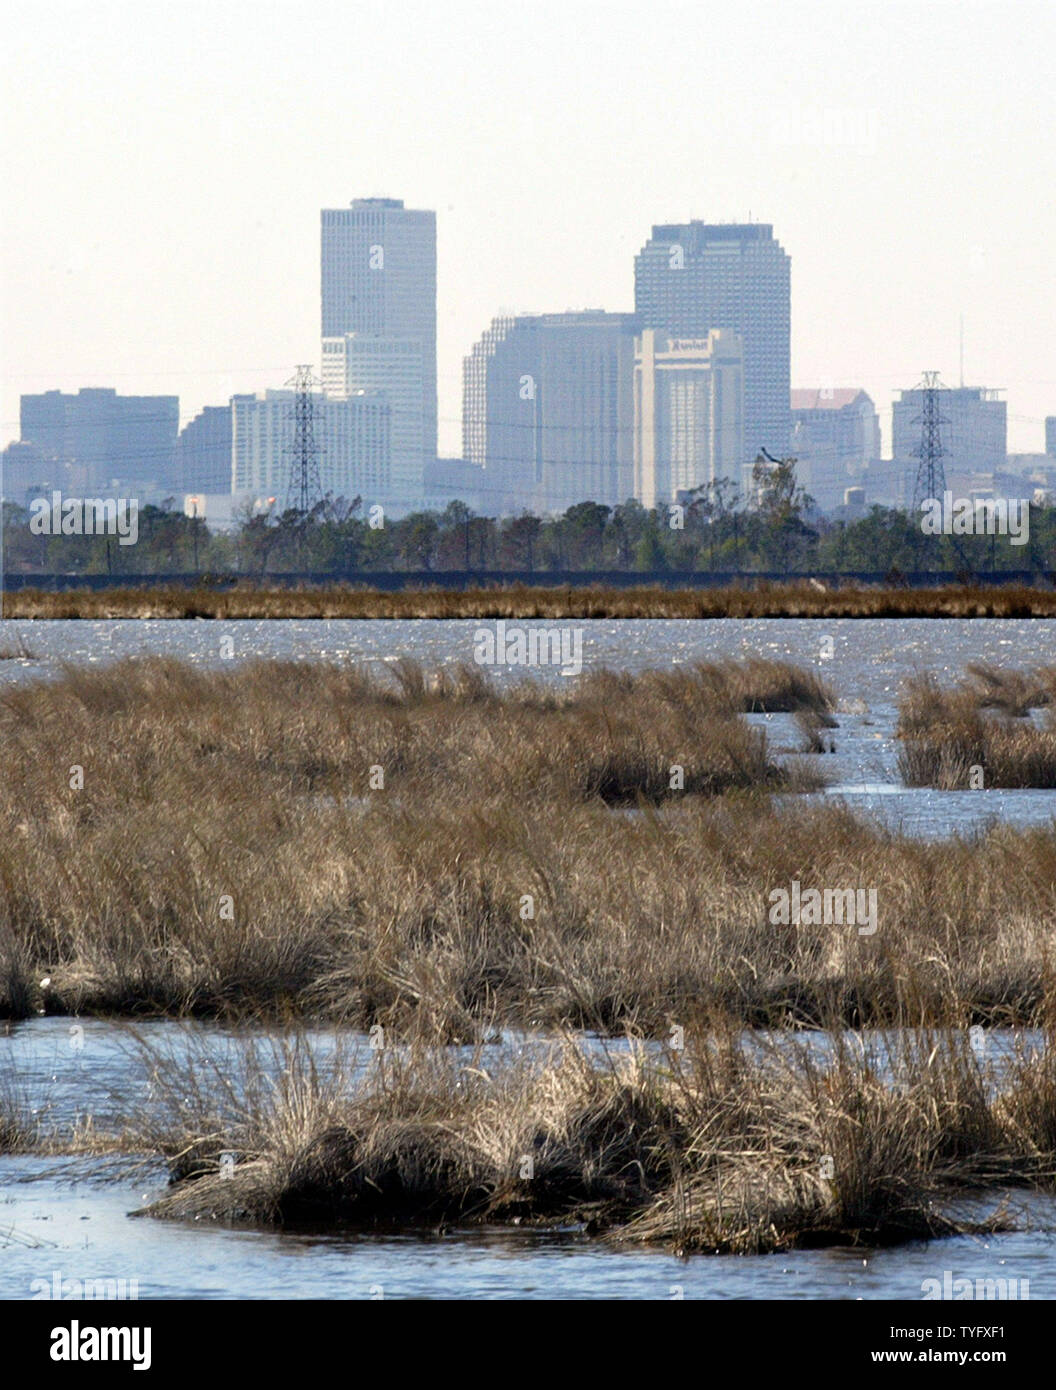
285,365 -> 324,513
911,371 -> 950,510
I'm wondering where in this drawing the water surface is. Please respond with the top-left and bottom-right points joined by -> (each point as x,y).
3,1018 -> 1055,1300
3,617 -> 1055,838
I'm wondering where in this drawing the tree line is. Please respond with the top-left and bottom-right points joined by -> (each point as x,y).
3,459 -> 1052,578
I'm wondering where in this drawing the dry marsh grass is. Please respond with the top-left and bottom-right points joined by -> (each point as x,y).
1,654 -> 1054,1033
127,1024 -> 1055,1253
0,655 -> 830,1025
963,663 -> 1055,717
0,636 -> 37,660
0,1094 -> 32,1153
7,579 -> 1056,621
898,669 -> 1056,787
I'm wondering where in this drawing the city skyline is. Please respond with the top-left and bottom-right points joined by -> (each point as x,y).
2,1 -> 1053,463
3,191 -> 1049,468
1,186 -> 1043,518
4,195 -> 1046,487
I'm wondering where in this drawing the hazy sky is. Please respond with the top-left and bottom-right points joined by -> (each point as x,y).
2,0 -> 1054,459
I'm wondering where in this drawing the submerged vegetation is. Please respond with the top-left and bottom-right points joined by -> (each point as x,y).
0,1091 -> 31,1154
0,635 -> 36,660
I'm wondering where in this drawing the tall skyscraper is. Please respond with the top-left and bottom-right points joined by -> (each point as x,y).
19,387 -> 179,494
462,311 -> 638,515
1046,416 -> 1056,458
634,330 -> 744,509
790,388 -> 881,512
634,222 -> 791,488
320,197 -> 436,501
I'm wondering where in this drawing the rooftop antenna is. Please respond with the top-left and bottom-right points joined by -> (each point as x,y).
959,315 -> 965,388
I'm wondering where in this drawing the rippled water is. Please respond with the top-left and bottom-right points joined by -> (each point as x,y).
2,1019 -> 1055,1301
3,1159 -> 1053,1301
2,615 -> 1051,704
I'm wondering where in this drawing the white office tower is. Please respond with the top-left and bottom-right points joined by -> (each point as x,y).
231,389 -> 390,502
321,336 -> 423,507
321,198 -> 437,508
634,330 -> 744,509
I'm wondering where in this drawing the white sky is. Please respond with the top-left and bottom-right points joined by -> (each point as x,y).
2,0 -> 1054,459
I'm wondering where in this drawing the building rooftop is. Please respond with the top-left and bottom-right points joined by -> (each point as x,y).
512,310 -> 639,328
650,221 -> 776,243
791,388 -> 869,412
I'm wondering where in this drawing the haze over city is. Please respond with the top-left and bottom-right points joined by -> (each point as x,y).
2,0 -> 1054,462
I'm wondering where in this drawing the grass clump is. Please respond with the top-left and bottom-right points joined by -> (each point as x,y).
898,669 -> 1056,787
127,1022 -> 1054,1254
963,663 -> 1054,717
0,1082 -> 34,1153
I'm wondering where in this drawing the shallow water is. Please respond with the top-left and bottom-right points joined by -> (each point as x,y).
1,615 -> 1049,707
2,1018 -> 1055,1300
3,1156 -> 1055,1300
